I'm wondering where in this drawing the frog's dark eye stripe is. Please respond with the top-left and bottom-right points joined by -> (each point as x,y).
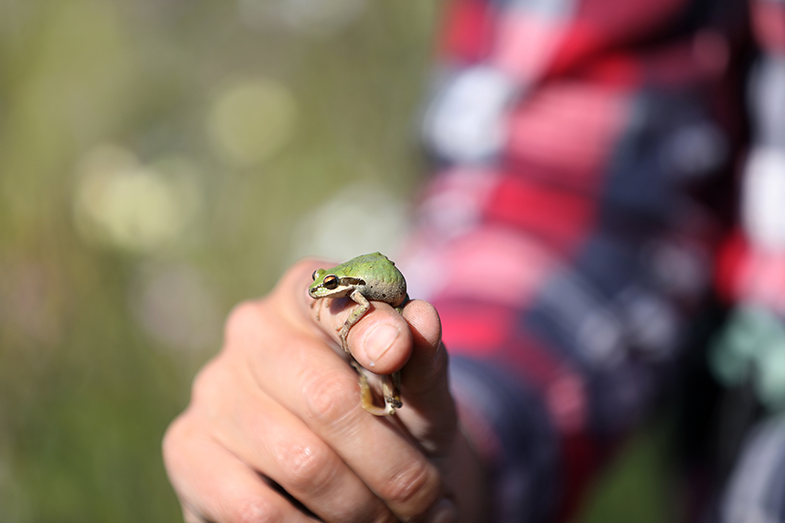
323,275 -> 339,289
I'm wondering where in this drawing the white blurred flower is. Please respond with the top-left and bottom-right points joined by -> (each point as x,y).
239,0 -> 368,37
288,182 -> 409,263
207,78 -> 297,166
73,145 -> 202,253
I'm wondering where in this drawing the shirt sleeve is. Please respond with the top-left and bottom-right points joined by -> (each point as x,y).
401,0 -> 750,520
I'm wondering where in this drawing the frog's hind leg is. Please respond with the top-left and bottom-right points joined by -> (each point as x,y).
351,360 -> 397,416
382,371 -> 402,414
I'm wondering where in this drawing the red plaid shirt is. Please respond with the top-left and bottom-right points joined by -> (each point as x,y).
401,0 -> 785,521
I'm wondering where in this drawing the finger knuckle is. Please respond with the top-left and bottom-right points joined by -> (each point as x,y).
300,365 -> 359,427
161,415 -> 184,460
190,359 -> 217,396
182,508 -> 203,523
161,414 -> 194,472
189,357 -> 228,409
369,510 -> 400,523
229,497 -> 281,523
279,439 -> 336,495
224,300 -> 265,345
332,504 -> 389,523
379,460 -> 439,509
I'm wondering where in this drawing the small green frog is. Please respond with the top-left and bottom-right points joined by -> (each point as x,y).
308,252 -> 408,416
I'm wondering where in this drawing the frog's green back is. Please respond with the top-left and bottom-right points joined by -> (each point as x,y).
340,252 -> 396,279
342,252 -> 406,304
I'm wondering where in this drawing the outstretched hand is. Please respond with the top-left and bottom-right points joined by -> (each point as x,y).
162,259 -> 487,522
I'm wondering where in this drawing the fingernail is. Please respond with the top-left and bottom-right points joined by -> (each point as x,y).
361,323 -> 400,366
427,498 -> 458,523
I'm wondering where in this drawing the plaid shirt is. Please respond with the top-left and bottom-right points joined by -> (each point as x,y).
401,0 -> 785,521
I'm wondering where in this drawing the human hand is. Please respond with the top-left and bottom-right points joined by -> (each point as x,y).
162,259 -> 488,522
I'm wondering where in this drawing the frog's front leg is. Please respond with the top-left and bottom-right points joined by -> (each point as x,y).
310,297 -> 325,322
338,289 -> 370,353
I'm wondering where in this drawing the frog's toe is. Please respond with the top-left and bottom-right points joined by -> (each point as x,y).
360,387 -> 391,416
363,400 -> 392,416
356,370 -> 396,416
338,332 -> 349,352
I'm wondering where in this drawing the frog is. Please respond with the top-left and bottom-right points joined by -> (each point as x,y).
308,252 -> 408,416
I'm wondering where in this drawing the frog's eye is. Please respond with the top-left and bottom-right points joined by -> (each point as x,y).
322,275 -> 339,289
311,270 -> 319,281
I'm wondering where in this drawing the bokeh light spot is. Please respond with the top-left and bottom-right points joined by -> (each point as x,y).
73,145 -> 202,253
288,182 -> 409,262
239,0 -> 368,37
207,78 -> 298,166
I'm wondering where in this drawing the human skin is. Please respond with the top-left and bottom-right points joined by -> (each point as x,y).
162,259 -> 489,522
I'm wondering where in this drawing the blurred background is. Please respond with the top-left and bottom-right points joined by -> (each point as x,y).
0,1 -> 670,521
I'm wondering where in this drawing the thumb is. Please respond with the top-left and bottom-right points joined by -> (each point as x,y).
398,299 -> 458,457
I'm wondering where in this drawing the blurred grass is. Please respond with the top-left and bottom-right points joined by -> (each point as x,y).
0,1 -> 672,521
578,424 -> 675,523
0,1 -> 437,520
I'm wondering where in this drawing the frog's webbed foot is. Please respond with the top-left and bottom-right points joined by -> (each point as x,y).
338,323 -> 350,353
351,361 -> 401,416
